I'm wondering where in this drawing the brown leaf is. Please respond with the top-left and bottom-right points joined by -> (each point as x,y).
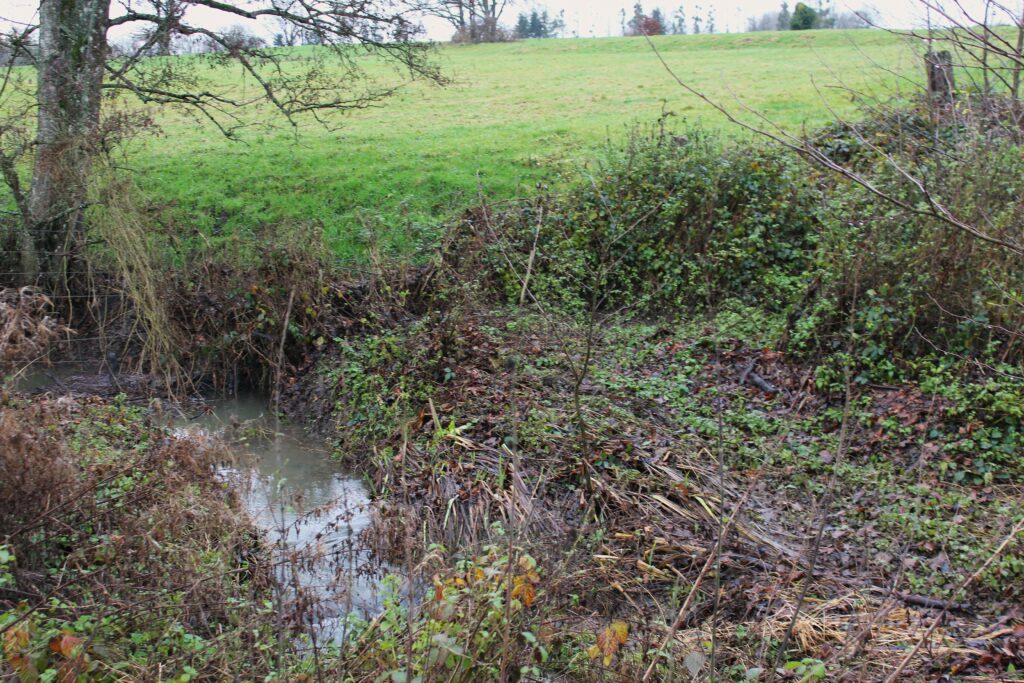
594,620 -> 629,665
50,633 -> 83,658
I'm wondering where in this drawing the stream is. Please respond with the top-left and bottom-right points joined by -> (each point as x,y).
21,365 -> 392,641
169,394 -> 389,641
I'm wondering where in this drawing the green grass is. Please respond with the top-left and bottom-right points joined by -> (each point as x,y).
78,31 -> 928,259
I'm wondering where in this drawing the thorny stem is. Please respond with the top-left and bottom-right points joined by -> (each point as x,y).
710,345 -> 726,678
274,488 -> 287,680
1014,6 -> 1024,99
401,425 -> 414,683
499,514 -> 516,682
273,287 -> 295,415
498,356 -> 518,682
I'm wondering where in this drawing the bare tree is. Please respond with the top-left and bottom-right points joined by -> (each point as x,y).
273,15 -> 305,46
833,8 -> 874,29
420,0 -> 513,43
747,11 -> 781,32
2,0 -> 444,282
149,0 -> 183,55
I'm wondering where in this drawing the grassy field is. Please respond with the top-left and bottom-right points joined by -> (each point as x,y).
117,31 -> 922,258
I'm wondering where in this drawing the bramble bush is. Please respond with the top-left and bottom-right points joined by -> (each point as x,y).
484,111 -> 1022,386
492,125 -> 821,317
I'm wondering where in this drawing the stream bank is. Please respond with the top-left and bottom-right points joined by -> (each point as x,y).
5,204 -> 1024,679
18,366 -> 393,640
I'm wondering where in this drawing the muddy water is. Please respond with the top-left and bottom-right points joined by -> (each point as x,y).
169,395 -> 389,640
19,364 -> 390,640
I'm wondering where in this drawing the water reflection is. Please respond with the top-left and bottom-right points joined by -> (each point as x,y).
171,395 -> 386,640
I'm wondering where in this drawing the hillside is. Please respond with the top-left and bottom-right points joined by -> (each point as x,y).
134,30 -> 916,259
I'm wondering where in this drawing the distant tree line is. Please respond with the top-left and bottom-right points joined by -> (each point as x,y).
105,23 -> 270,57
514,9 -> 565,39
424,0 -> 516,44
747,1 -> 876,32
624,2 -> 717,36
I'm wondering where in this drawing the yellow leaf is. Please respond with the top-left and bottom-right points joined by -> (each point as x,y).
432,575 -> 445,601
610,620 -> 628,645
586,644 -> 600,660
594,620 -> 629,666
511,579 -> 536,607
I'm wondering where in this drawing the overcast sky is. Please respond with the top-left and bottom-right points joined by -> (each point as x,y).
0,0 -> 1008,41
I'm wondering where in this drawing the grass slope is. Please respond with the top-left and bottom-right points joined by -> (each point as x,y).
114,31 -> 921,259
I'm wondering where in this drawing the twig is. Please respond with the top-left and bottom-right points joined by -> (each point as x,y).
641,484 -> 755,682
640,33 -> 1024,257
898,592 -> 971,613
884,514 -> 1024,682
272,286 -> 295,415
518,206 -> 543,307
748,371 -> 778,395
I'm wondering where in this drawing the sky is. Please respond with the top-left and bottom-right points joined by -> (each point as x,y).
0,0 -> 1008,42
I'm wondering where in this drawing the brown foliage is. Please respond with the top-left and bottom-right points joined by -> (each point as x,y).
0,395 -> 271,678
0,287 -> 68,370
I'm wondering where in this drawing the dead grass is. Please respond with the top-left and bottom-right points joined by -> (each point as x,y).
0,395 -> 273,680
0,286 -> 68,372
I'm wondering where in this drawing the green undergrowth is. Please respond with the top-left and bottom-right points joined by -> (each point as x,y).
302,287 -> 1024,678
586,318 -> 1024,598
478,111 -> 1024,380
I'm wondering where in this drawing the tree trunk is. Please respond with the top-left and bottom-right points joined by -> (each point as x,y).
158,28 -> 172,57
926,50 -> 955,102
27,0 -> 110,281
155,0 -> 178,56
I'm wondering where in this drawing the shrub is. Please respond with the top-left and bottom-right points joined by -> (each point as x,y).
0,396 -> 274,680
490,125 -> 822,317
790,101 -> 1024,379
476,109 -> 1023,384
